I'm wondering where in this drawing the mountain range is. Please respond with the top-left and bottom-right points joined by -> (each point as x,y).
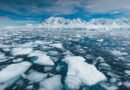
41,17 -> 130,30
2,17 -> 130,30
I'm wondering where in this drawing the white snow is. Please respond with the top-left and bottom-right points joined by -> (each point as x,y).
28,51 -> 54,66
63,56 -> 107,89
12,47 -> 33,56
39,75 -> 63,90
0,61 -> 32,83
27,70 -> 47,82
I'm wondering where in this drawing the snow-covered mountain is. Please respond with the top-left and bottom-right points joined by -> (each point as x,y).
89,18 -> 129,25
41,17 -> 130,30
42,17 -> 87,26
2,17 -> 130,30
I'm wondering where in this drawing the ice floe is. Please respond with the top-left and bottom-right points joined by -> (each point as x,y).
63,56 -> 107,89
39,75 -> 63,90
0,76 -> 20,90
12,47 -> 33,56
28,51 -> 54,66
47,50 -> 59,56
0,53 -> 7,63
124,81 -> 130,88
100,82 -> 118,90
0,61 -> 31,83
12,58 -> 23,63
26,70 -> 47,82
111,50 -> 128,56
124,70 -> 130,75
97,39 -> 104,42
49,43 -> 63,49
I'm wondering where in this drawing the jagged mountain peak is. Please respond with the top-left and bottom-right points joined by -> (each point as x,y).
42,17 -> 86,25
89,17 -> 129,25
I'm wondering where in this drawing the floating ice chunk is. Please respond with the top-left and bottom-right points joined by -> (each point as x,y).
110,78 -> 117,83
100,82 -> 118,90
47,50 -> 59,56
124,70 -> 130,75
34,40 -> 44,45
20,41 -> 44,48
111,50 -> 128,56
0,44 -> 10,48
44,66 -> 54,72
124,81 -> 130,88
39,75 -> 63,90
0,61 -> 31,83
12,47 -> 33,56
18,42 -> 33,48
63,56 -> 107,89
2,48 -> 10,52
12,58 -> 23,63
0,53 -> 7,63
27,70 -> 47,82
28,51 -> 54,66
99,63 -> 111,71
0,76 -> 20,90
0,53 -> 5,59
50,43 -> 63,49
97,39 -> 104,42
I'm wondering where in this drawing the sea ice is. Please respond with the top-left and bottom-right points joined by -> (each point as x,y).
0,76 -> 20,90
63,56 -> 107,89
49,43 -> 63,49
0,53 -> 7,63
28,51 -> 54,66
124,70 -> 130,75
12,47 -> 33,56
111,50 -> 128,56
27,70 -> 47,82
39,75 -> 63,90
0,61 -> 32,83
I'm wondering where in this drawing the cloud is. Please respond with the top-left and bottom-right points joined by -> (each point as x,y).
84,0 -> 130,14
0,0 -> 83,16
0,0 -> 130,18
0,16 -> 37,27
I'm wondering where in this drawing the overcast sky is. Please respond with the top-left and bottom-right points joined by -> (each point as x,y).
0,0 -> 130,25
